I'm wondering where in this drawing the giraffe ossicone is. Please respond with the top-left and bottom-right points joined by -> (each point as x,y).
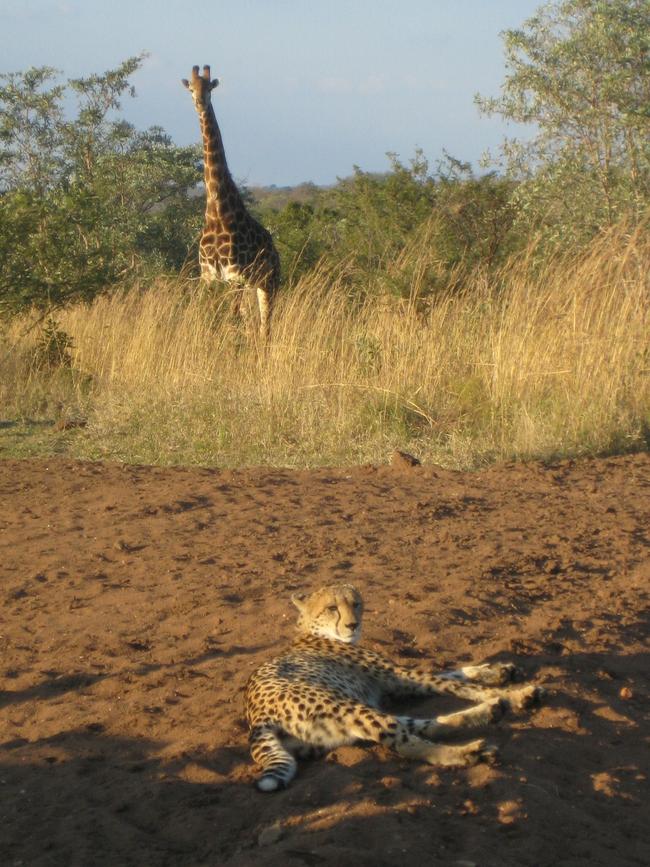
182,64 -> 280,340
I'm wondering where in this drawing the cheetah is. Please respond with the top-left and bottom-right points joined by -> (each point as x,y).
245,583 -> 543,791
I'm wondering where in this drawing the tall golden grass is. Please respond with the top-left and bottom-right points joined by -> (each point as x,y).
1,223 -> 648,467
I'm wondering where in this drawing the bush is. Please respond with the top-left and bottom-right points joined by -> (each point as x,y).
0,57 -> 202,317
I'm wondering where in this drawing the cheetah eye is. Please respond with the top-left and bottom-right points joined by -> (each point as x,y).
327,605 -> 338,613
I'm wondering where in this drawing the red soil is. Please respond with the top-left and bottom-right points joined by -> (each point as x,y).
1,455 -> 648,866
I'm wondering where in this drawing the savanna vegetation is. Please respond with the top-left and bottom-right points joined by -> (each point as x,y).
1,0 -> 649,468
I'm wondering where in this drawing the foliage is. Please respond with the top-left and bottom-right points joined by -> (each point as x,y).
259,0 -> 650,283
33,318 -> 74,369
326,151 -> 437,270
2,0 -> 649,317
262,200 -> 325,280
258,151 -> 519,294
0,56 -> 202,317
476,0 -> 650,243
2,225 -> 647,467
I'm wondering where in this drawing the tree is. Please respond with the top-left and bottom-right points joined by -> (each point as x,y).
327,151 -> 437,269
477,0 -> 650,242
254,150 -> 520,297
0,56 -> 202,316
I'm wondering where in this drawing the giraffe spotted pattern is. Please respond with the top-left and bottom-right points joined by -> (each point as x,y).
182,64 -> 280,339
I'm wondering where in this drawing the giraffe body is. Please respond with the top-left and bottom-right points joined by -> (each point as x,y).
183,65 -> 280,339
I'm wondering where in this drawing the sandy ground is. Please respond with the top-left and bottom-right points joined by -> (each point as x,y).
1,454 -> 648,866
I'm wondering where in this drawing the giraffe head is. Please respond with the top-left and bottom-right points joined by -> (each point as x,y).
182,65 -> 219,112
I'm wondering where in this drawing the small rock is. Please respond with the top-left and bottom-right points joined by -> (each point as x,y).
390,450 -> 421,468
619,686 -> 633,700
379,775 -> 402,789
497,799 -> 524,825
460,798 -> 480,816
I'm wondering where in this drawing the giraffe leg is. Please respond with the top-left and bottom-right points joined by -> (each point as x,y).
234,286 -> 260,344
256,287 -> 272,341
236,287 -> 249,323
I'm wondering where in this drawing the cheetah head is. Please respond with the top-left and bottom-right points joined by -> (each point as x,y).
291,583 -> 363,644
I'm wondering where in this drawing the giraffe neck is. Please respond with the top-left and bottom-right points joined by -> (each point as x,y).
198,102 -> 245,221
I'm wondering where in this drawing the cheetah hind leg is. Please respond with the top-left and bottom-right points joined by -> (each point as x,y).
403,705 -> 503,765
439,663 -> 544,712
428,697 -> 508,735
284,736 -> 328,762
345,706 -> 499,768
438,663 -> 545,712
397,735 -> 497,767
249,724 -> 297,792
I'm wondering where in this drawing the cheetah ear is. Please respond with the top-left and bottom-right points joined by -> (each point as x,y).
291,592 -> 307,612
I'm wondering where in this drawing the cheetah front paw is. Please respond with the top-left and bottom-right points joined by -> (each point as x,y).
488,697 -> 509,723
435,696 -> 507,732
506,684 -> 545,712
472,697 -> 509,725
462,738 -> 499,766
463,662 -> 523,686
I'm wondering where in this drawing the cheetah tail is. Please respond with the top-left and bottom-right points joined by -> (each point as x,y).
249,724 -> 297,792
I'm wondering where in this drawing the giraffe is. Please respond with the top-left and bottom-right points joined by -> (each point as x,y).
182,64 -> 280,340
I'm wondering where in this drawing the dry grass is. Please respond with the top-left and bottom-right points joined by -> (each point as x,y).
1,224 -> 648,468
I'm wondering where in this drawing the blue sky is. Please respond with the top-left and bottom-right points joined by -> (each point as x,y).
1,0 -> 541,186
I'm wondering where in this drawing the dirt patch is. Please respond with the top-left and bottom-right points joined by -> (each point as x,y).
1,455 -> 648,866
